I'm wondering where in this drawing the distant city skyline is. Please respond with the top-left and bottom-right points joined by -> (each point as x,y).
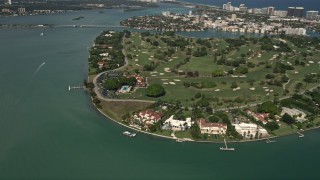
181,0 -> 320,11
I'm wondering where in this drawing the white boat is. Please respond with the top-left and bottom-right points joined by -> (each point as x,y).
123,131 -> 136,137
40,32 -> 44,36
266,139 -> 276,143
176,139 -> 185,143
297,132 -> 304,138
220,139 -> 235,151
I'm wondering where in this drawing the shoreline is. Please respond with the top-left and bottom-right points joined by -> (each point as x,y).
93,100 -> 320,144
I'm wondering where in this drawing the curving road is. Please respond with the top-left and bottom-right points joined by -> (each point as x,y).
92,37 -> 155,103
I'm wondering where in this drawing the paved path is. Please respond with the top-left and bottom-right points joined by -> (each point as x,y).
92,37 -> 155,103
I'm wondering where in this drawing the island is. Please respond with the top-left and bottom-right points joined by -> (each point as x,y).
85,29 -> 320,142
0,0 -> 158,17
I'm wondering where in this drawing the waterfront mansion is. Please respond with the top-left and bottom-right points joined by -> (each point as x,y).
233,123 -> 269,139
198,119 -> 227,135
162,115 -> 193,131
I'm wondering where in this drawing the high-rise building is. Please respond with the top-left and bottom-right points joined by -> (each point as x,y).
267,7 -> 275,15
294,7 -> 304,18
7,0 -> 12,5
306,11 -> 319,20
223,2 -> 233,11
239,4 -> 248,12
223,4 -> 227,10
274,10 -> 288,17
287,7 -> 304,17
261,8 -> 268,15
287,7 -> 295,16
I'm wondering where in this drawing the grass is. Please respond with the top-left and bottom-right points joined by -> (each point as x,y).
175,130 -> 193,139
119,32 -> 319,112
273,123 -> 297,136
99,101 -> 153,121
154,130 -> 172,137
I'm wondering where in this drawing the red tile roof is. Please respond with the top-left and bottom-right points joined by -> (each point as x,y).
198,119 -> 227,128
135,109 -> 163,122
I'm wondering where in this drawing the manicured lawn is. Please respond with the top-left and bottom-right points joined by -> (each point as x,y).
273,123 -> 297,136
100,100 -> 153,121
119,32 -> 319,109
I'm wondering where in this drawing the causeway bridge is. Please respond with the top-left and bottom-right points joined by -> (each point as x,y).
53,25 -> 125,28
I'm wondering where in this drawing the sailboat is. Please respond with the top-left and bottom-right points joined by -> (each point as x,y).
220,139 -> 235,151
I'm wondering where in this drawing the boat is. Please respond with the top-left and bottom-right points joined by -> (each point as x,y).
266,138 -> 276,143
123,131 -> 136,137
129,133 -> 136,137
176,139 -> 185,143
297,132 -> 304,138
40,32 -> 44,36
220,139 -> 235,151
68,86 -> 71,91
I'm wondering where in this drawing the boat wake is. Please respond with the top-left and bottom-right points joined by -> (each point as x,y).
32,61 -> 46,79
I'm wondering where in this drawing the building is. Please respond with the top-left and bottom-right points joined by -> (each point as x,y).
137,0 -> 160,3
1,8 -> 11,13
231,14 -> 237,21
198,119 -> 227,135
239,4 -> 247,12
97,61 -> 105,69
7,0 -> 11,5
262,8 -> 269,15
162,11 -> 170,16
267,7 -> 275,15
287,7 -> 304,17
233,123 -> 269,139
162,115 -> 193,131
245,110 -> 269,125
18,8 -> 26,14
132,109 -> 163,126
306,11 -> 319,20
223,2 -> 233,11
274,10 -> 288,17
284,27 -> 306,36
133,74 -> 146,87
294,7 -> 304,18
252,8 -> 261,14
281,107 -> 307,122
287,7 -> 295,17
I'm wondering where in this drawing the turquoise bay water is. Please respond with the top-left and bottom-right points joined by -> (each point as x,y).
0,4 -> 320,179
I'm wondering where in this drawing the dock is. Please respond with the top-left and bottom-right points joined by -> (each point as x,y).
68,85 -> 83,91
297,132 -> 304,138
220,139 -> 235,151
